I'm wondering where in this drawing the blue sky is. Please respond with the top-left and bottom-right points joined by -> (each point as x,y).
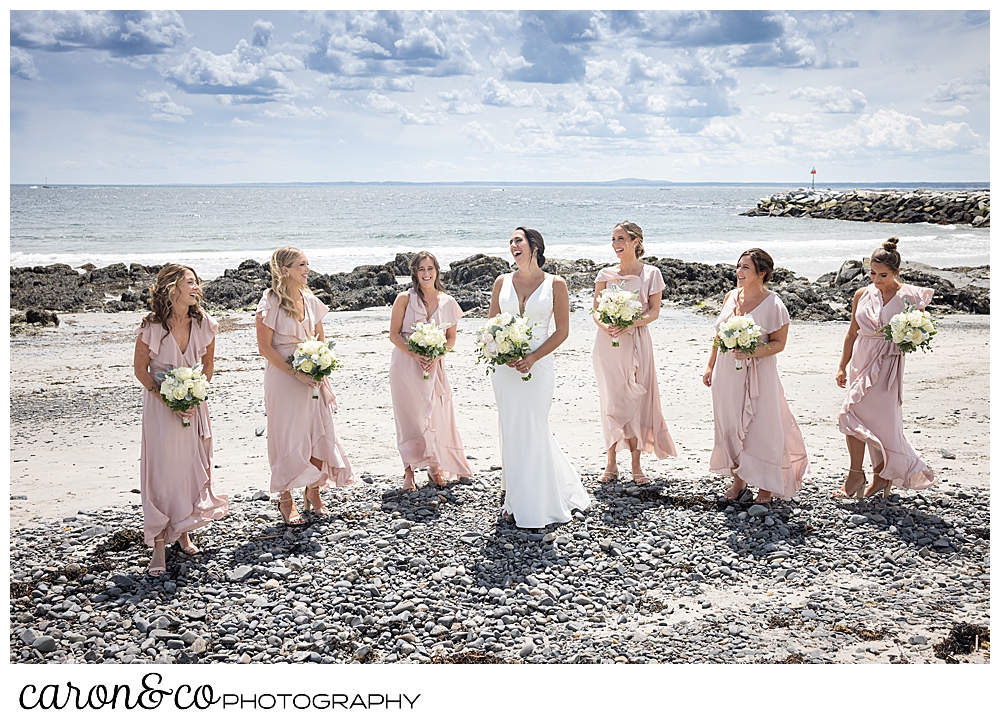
9,9 -> 990,184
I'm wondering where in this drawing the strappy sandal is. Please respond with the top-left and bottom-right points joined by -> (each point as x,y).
278,493 -> 305,525
302,486 -> 330,516
178,535 -> 200,556
427,469 -> 448,488
722,479 -> 747,502
402,469 -> 417,492
597,470 -> 619,483
833,469 -> 867,500
632,472 -> 650,485
865,474 -> 893,500
148,536 -> 166,577
754,491 -> 773,504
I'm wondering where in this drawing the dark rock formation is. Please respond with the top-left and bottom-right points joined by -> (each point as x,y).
741,188 -> 990,227
9,255 -> 990,320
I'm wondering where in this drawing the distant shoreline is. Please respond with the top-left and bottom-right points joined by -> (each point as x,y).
12,180 -> 992,189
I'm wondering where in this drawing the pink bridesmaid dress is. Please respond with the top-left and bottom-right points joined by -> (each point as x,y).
389,290 -> 474,481
839,283 -> 937,489
256,289 -> 354,493
592,265 -> 677,458
709,292 -> 809,500
137,315 -> 228,547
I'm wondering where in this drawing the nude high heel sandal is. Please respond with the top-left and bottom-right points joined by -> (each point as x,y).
148,536 -> 167,577
278,493 -> 305,525
833,469 -> 866,500
303,486 -> 330,516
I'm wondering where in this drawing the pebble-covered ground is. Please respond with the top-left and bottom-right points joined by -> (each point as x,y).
10,473 -> 990,665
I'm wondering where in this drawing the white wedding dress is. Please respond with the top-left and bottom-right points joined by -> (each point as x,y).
492,273 -> 591,528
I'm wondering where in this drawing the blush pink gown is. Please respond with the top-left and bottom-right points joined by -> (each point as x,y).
592,265 -> 677,458
838,283 -> 938,490
137,315 -> 228,547
709,292 -> 809,500
388,290 -> 474,481
256,290 -> 354,493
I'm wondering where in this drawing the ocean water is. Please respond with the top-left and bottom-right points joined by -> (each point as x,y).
9,183 -> 990,280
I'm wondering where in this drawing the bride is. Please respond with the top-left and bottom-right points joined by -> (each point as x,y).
488,227 -> 591,528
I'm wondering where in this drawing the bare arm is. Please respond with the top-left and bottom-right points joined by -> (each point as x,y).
488,276 -> 503,318
133,336 -> 158,392
836,288 -> 864,388
702,290 -> 732,387
200,339 -> 216,382
735,323 -> 788,360
514,277 -> 570,375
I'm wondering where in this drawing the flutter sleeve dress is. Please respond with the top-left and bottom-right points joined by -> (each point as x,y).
137,314 -> 228,547
838,283 -> 937,490
256,289 -> 354,493
388,290 -> 474,481
592,265 -> 677,458
709,292 -> 809,500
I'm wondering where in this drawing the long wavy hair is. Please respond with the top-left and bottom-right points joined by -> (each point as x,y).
615,220 -> 645,258
409,251 -> 446,305
268,246 -> 313,317
141,263 -> 204,332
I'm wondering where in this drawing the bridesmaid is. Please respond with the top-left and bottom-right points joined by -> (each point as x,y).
133,264 -> 228,576
835,238 -> 938,499
388,251 -> 474,491
702,248 -> 809,503
592,221 -> 677,484
255,246 -> 354,525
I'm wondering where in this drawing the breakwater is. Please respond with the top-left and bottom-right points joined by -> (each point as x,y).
741,189 -> 990,227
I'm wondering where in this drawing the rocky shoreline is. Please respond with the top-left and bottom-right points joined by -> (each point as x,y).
9,253 -> 991,330
741,188 -> 990,227
9,475 -> 990,665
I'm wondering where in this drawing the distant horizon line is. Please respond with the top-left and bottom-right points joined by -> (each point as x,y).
12,179 -> 991,189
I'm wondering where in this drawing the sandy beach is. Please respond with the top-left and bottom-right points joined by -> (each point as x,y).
10,298 -> 990,526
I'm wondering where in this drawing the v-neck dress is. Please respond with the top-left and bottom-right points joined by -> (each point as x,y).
838,283 -> 938,489
256,289 -> 354,493
592,264 -> 677,458
709,291 -> 810,500
136,314 -> 228,547
388,289 -> 474,480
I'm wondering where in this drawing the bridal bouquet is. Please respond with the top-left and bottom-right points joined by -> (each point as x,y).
713,315 -> 763,370
408,321 -> 449,379
883,302 -> 937,354
155,364 -> 209,427
288,337 -> 342,398
596,283 -> 643,347
476,312 -> 535,381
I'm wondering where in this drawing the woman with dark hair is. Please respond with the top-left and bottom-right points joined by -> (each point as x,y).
592,221 -> 676,485
835,238 -> 937,499
702,248 -> 809,503
488,227 -> 591,528
388,251 -> 474,491
133,264 -> 228,576
255,246 -> 354,526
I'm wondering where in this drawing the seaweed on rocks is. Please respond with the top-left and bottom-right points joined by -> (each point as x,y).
933,623 -> 990,662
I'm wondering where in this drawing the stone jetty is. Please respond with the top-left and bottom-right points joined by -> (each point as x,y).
741,188 -> 990,227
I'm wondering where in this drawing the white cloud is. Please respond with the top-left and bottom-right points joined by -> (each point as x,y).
791,85 -> 867,113
462,121 -> 510,152
261,104 -> 326,119
11,47 -> 40,80
365,92 -> 442,125
698,119 -> 745,143
230,117 -> 264,127
921,105 -> 970,117
11,10 -> 189,57
809,109 -> 981,157
751,83 -> 779,95
925,76 -> 988,103
138,89 -> 192,123
481,77 -> 541,107
165,38 -> 303,103
439,89 -> 483,115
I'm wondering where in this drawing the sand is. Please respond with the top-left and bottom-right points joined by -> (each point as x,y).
8,297 -> 989,528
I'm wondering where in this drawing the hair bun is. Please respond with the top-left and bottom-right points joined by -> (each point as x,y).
882,237 -> 899,252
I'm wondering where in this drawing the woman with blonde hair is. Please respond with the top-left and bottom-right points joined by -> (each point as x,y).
592,221 -> 677,484
255,247 -> 354,525
388,251 -> 474,491
835,238 -> 937,499
133,264 -> 228,576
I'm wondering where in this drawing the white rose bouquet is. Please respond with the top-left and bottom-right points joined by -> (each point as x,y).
713,315 -> 764,371
288,337 -> 342,398
407,321 -> 449,379
154,364 -> 210,427
596,283 -> 644,347
883,301 -> 937,354
475,312 -> 535,381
